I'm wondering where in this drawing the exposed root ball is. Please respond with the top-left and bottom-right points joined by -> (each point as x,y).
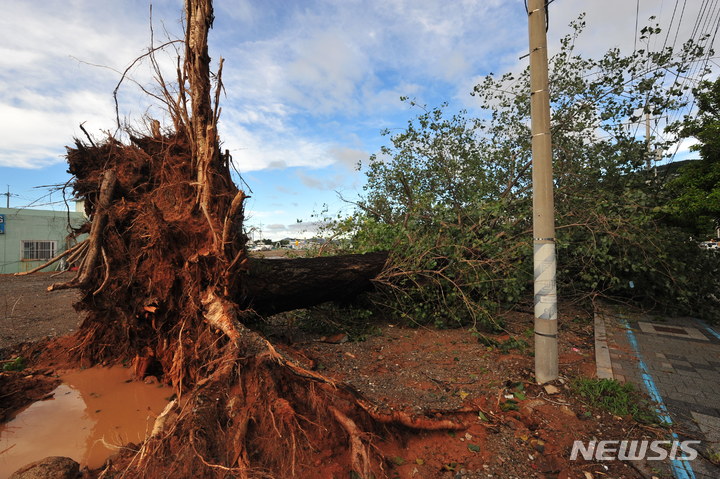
50,2 -> 462,476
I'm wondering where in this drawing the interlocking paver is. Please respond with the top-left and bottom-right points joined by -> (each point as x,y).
596,306 -> 720,478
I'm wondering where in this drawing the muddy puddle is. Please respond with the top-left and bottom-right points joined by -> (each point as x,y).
0,366 -> 170,477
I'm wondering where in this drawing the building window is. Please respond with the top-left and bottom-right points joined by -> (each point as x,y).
22,240 -> 57,261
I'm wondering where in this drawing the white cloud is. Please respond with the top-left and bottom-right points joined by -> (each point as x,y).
275,185 -> 299,195
0,0 -> 529,172
282,30 -> 369,114
2,0 -> 717,221
212,0 -> 527,122
440,52 -> 470,82
361,81 -> 422,114
673,137 -> 700,156
295,170 -> 347,191
0,93 -> 114,168
261,221 -> 323,240
295,171 -> 325,190
227,103 -> 290,130
0,0 -> 183,169
246,209 -> 286,219
221,124 -> 335,172
219,108 -> 369,174
328,147 -> 367,171
215,0 -> 255,24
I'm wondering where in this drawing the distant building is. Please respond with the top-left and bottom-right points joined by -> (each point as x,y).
276,237 -> 333,250
0,204 -> 86,274
281,238 -> 308,249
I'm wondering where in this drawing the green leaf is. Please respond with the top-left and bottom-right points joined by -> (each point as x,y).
2,357 -> 25,372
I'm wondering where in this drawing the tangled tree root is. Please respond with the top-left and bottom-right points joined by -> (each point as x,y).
118,317 -> 465,479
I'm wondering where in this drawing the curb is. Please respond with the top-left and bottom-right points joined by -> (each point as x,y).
593,310 -> 614,379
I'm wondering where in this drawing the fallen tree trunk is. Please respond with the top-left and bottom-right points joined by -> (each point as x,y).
26,249 -> 388,315
243,251 -> 388,315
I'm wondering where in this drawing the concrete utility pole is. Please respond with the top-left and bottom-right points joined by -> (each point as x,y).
527,0 -> 558,384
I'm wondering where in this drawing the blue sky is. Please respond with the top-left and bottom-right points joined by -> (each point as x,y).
0,1 -> 714,239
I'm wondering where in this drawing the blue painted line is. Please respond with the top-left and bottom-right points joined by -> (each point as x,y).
620,316 -> 697,479
694,318 -> 720,341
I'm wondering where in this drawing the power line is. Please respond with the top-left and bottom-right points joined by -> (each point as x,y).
15,200 -> 69,209
634,0 -> 641,54
639,0 -> 720,167
648,0 -> 669,54
659,0 -> 689,121
671,0 -> 689,52
689,0 -> 713,42
698,0 -> 720,73
665,0 -> 720,133
663,0 -> 682,50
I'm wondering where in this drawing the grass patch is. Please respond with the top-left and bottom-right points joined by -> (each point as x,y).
706,446 -> 720,466
571,378 -> 661,424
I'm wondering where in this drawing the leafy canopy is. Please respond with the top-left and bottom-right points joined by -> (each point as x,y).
328,16 -> 720,325
665,78 -> 720,237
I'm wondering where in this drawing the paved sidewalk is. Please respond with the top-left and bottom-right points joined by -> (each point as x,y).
597,307 -> 720,479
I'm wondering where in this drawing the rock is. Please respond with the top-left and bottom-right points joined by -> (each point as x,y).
520,399 -> 545,419
557,468 -> 572,479
559,405 -> 576,417
9,456 -> 79,479
530,438 -> 545,453
538,454 -> 563,473
321,333 -> 348,344
543,384 -> 560,395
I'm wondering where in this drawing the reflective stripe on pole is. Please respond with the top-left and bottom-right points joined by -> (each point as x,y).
534,240 -> 558,382
534,242 -> 557,322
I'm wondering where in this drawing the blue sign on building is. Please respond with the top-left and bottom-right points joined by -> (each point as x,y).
0,214 -> 4,234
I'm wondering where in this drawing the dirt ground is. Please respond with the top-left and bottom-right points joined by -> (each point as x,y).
0,272 -> 81,349
0,274 -> 663,478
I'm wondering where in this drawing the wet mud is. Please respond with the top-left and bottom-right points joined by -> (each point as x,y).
0,366 -> 169,477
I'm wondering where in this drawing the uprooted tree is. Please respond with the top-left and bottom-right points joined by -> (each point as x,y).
29,1 -> 459,477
